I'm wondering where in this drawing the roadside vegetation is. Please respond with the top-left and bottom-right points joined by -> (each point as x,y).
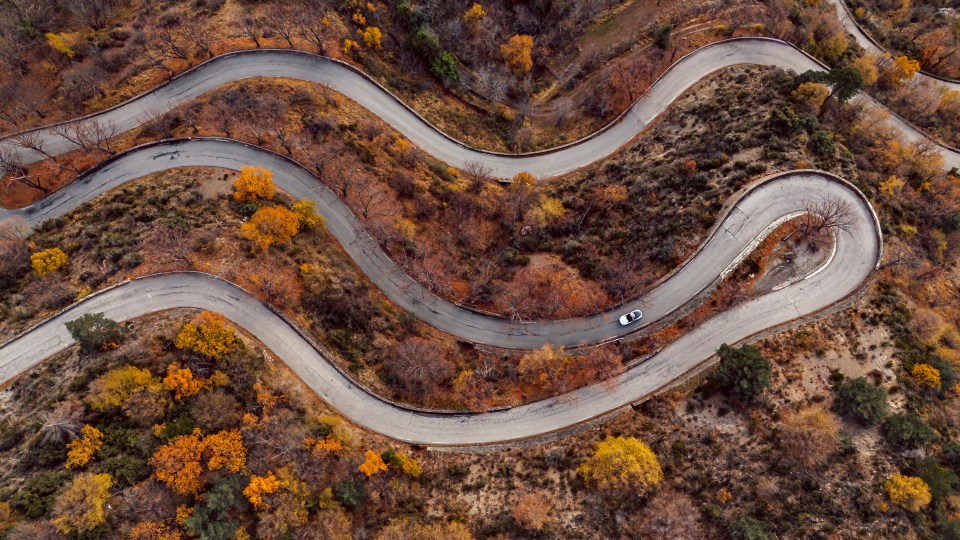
0,0 -> 959,538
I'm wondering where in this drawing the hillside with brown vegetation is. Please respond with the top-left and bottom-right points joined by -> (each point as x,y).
1,0 -> 960,538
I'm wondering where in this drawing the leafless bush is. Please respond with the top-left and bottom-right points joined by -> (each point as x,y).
798,195 -> 855,247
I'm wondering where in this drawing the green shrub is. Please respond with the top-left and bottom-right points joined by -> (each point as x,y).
728,515 -> 775,540
336,479 -> 365,508
98,456 -> 150,489
711,344 -> 771,402
183,475 -> 249,540
11,471 -> 71,518
882,413 -> 933,449
430,51 -> 460,84
809,130 -> 835,156
833,377 -> 887,425
65,313 -> 128,354
653,23 -> 673,49
914,457 -> 958,502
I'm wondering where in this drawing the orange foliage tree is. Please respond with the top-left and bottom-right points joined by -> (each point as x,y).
241,206 -> 301,251
174,311 -> 239,360
162,363 -> 228,401
359,450 -> 388,477
202,429 -> 247,473
129,521 -> 184,540
233,166 -> 275,202
151,428 -> 248,495
501,35 -> 533,76
244,471 -> 280,509
512,492 -> 552,531
151,431 -> 205,496
65,425 -> 104,469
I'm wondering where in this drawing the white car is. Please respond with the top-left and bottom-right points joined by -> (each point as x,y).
619,309 -> 643,326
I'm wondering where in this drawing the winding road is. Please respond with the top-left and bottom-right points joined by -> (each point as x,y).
1,38 -> 958,175
4,26 -> 953,445
0,170 -> 880,445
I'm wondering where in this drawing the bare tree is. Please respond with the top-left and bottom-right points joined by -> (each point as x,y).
0,217 -> 31,286
272,126 -> 294,155
295,5 -> 331,54
475,64 -> 510,103
265,4 -> 298,48
630,489 -> 704,539
802,198 -> 855,233
0,19 -> 29,74
148,224 -> 194,266
382,337 -> 455,399
150,24 -> 192,64
354,177 -> 393,221
53,119 -> 119,155
799,196 -> 855,245
37,399 -> 84,445
463,160 -> 492,191
0,145 -> 47,193
323,155 -> 363,199
182,17 -> 214,59
234,14 -> 265,48
64,0 -> 114,30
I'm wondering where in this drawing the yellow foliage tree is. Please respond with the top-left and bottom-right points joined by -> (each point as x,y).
886,473 -> 932,512
343,39 -> 359,54
151,431 -> 205,496
518,344 -> 564,385
879,175 -> 905,197
202,429 -> 247,473
791,82 -> 830,112
501,35 -> 533,76
512,171 -> 536,185
912,363 -> 941,391
362,27 -> 382,50
85,365 -> 157,411
579,436 -> 663,491
387,450 -> 421,478
244,471 -> 281,509
175,311 -> 239,360
51,472 -> 112,534
129,521 -> 184,540
375,518 -> 475,540
292,199 -> 325,229
359,450 -> 388,477
66,425 -> 104,469
233,166 -> 275,203
885,55 -> 921,88
851,54 -> 879,86
393,217 -> 417,241
463,3 -> 486,23
525,196 -> 565,227
241,206 -> 301,251
31,247 -> 68,276
45,33 -> 76,58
